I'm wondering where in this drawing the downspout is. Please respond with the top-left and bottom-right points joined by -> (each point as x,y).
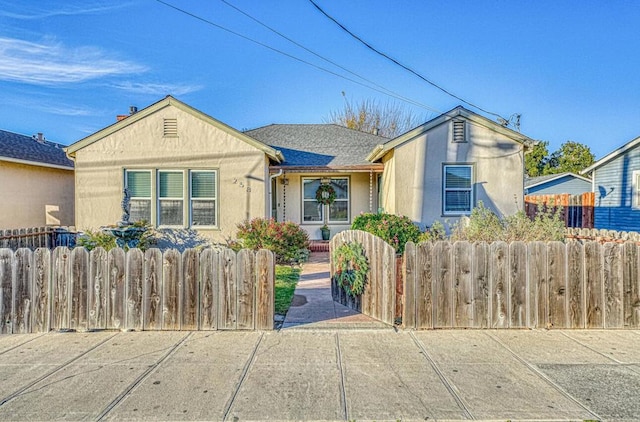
269,169 -> 283,220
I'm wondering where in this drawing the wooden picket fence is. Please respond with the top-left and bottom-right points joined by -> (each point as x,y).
525,192 -> 595,228
330,230 -> 397,326
403,240 -> 640,330
0,247 -> 274,334
0,226 -> 77,250
567,227 -> 640,243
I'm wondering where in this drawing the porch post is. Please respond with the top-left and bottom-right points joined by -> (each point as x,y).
369,170 -> 373,212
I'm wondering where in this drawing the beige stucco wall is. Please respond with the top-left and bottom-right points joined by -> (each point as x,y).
272,172 -> 379,240
380,119 -> 525,229
0,161 -> 74,228
72,104 -> 269,242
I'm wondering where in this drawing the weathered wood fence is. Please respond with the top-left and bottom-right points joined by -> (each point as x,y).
525,192 -> 595,228
330,230 -> 396,326
0,247 -> 274,334
0,226 -> 77,250
567,227 -> 640,243
403,240 -> 640,329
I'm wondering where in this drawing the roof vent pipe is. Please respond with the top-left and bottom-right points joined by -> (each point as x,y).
36,133 -> 44,143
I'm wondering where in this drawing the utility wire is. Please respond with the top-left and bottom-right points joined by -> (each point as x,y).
308,0 -> 508,121
154,0 -> 441,113
219,0 -> 441,114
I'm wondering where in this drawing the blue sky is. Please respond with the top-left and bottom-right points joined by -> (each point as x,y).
1,1 -> 638,159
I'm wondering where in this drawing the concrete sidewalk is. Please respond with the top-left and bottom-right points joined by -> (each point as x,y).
283,252 -> 389,329
1,329 -> 639,421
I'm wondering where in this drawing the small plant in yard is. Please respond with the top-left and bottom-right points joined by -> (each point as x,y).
275,265 -> 301,315
77,221 -> 156,251
236,218 -> 310,265
76,229 -> 117,251
351,212 -> 421,254
418,220 -> 448,242
332,241 -> 369,297
450,201 -> 566,242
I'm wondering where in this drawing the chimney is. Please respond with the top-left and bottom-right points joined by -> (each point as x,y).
117,106 -> 138,122
36,132 -> 45,143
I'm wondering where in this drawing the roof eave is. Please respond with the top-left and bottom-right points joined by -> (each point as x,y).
0,156 -> 74,171
65,96 -> 282,162
269,164 -> 384,172
366,106 -> 535,161
581,135 -> 640,175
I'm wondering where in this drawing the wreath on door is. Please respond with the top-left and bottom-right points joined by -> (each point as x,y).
315,184 -> 336,205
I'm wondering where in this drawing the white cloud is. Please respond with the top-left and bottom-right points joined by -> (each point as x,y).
0,3 -> 130,20
0,37 -> 147,85
113,81 -> 203,96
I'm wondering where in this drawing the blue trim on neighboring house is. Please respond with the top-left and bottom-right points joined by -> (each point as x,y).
592,145 -> 640,231
525,174 -> 591,195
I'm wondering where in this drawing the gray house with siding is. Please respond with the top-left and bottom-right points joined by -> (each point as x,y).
581,136 -> 640,232
524,172 -> 591,195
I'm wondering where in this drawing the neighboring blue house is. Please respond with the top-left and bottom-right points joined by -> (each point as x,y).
581,135 -> 640,232
524,172 -> 592,195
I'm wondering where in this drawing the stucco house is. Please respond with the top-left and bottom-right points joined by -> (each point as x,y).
0,129 -> 74,228
65,96 -> 535,241
524,172 -> 592,195
581,135 -> 640,231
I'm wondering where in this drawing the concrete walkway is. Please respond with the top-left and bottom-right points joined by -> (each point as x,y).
1,329 -> 640,421
283,252 -> 389,329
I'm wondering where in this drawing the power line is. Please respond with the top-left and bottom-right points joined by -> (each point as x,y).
307,0 -> 509,121
218,0 -> 441,114
153,0 -> 441,113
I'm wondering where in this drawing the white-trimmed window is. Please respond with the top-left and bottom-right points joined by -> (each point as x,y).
443,165 -> 473,215
302,177 -> 350,223
328,177 -> 349,222
303,178 -> 323,222
158,171 -> 184,226
633,170 -> 640,209
125,170 -> 152,223
190,170 -> 217,226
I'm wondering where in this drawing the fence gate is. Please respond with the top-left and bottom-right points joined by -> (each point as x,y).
330,230 -> 397,326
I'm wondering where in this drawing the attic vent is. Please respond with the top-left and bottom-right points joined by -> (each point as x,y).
163,118 -> 178,138
452,120 -> 466,143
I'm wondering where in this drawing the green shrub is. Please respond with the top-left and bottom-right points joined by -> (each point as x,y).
450,201 -> 565,243
236,218 -> 310,265
418,220 -> 448,242
332,241 -> 369,297
76,229 -> 117,251
351,213 -> 421,254
450,202 -> 504,242
77,221 -> 156,251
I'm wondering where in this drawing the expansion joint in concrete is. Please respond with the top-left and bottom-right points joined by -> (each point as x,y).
0,332 -> 118,408
96,331 -> 193,421
485,331 -> 602,421
222,331 -> 264,421
409,331 -> 475,420
335,332 -> 349,421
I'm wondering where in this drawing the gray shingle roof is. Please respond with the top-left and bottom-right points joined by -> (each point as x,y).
245,124 -> 387,168
524,172 -> 589,188
0,129 -> 73,169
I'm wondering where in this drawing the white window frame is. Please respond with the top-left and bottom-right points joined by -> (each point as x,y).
327,177 -> 350,223
157,170 -> 185,228
443,164 -> 474,216
189,170 -> 218,228
124,169 -> 152,224
301,176 -> 350,224
302,178 -> 324,223
633,170 -> 640,209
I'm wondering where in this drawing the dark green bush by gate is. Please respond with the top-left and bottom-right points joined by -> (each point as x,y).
351,213 -> 421,254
